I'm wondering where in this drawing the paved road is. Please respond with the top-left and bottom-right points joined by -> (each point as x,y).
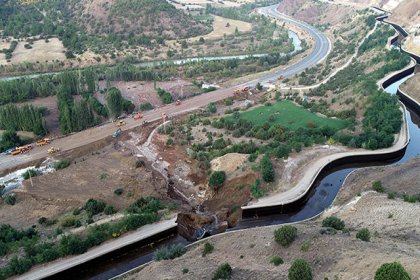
0,4 -> 331,174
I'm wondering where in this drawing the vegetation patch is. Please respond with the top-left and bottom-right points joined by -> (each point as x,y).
274,225 -> 297,247
154,243 -> 187,261
228,101 -> 347,130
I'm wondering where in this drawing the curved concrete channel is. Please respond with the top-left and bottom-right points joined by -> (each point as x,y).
17,5 -> 420,280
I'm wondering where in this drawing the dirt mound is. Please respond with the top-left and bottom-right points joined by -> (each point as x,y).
210,153 -> 248,175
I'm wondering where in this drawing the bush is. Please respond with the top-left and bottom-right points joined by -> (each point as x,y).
322,216 -> 345,230
84,199 -> 106,216
73,208 -> 81,216
154,243 -> 187,261
270,255 -> 284,266
274,225 -> 297,247
260,154 -> 275,182
22,169 -> 39,180
288,259 -> 312,280
209,171 -> 226,190
356,228 -> 371,242
212,263 -> 232,280
182,268 -> 189,274
224,99 -> 233,106
387,192 -> 396,199
114,188 -> 124,196
61,217 -> 76,228
54,160 -> 71,170
202,242 -> 214,257
4,194 -> 16,205
248,153 -> 257,162
251,179 -> 264,198
135,159 -> 145,168
104,205 -> 116,215
140,102 -> 153,111
372,181 -> 384,193
374,262 -> 411,280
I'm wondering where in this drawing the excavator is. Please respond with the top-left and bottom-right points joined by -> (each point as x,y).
36,138 -> 51,146
115,120 -> 127,127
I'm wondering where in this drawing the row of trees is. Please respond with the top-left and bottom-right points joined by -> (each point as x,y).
0,104 -> 47,135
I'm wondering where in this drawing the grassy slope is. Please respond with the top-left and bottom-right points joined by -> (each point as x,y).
234,101 -> 348,130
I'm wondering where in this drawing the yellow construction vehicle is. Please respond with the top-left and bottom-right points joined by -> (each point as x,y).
36,138 -> 51,146
116,120 -> 127,127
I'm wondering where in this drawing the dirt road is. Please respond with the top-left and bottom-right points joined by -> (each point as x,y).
0,6 -> 331,174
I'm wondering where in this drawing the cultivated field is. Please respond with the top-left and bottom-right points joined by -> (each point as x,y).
10,38 -> 66,64
230,101 -> 348,129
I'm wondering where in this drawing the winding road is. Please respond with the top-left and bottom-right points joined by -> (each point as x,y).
0,4 -> 331,174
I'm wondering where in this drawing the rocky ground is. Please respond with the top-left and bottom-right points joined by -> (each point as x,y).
401,73 -> 420,103
121,158 -> 420,280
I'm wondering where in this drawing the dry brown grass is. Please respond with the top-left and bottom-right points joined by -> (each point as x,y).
10,38 -> 66,64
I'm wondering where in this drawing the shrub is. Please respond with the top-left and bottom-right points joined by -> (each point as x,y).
260,154 -> 275,182
403,195 -> 417,203
104,205 -> 116,215
301,240 -> 311,251
209,171 -> 226,190
322,216 -> 345,230
38,217 -> 48,225
374,262 -> 411,280
73,208 -> 81,216
61,217 -> 76,228
114,188 -> 124,196
54,160 -> 71,170
356,228 -> 371,242
248,153 -> 258,162
288,259 -> 312,280
140,102 -> 153,111
251,179 -> 264,198
270,255 -> 284,266
182,268 -> 189,274
154,243 -> 186,261
84,199 -> 106,216
224,99 -> 233,106
274,225 -> 297,247
372,181 -> 384,193
212,263 -> 232,280
166,138 -> 174,145
4,194 -> 16,205
135,159 -> 145,168
387,192 -> 396,199
22,169 -> 39,180
202,242 -> 214,257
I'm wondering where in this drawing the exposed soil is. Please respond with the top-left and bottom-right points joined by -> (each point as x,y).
401,73 -> 420,103
97,80 -> 198,109
0,124 -> 167,233
121,157 -> 420,280
388,0 -> 420,32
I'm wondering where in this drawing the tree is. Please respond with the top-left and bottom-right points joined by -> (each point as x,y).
256,82 -> 263,90
209,171 -> 226,190
0,130 -> 21,152
260,154 -> 275,182
375,262 -> 411,280
106,87 -> 123,118
288,259 -> 312,280
274,225 -> 297,247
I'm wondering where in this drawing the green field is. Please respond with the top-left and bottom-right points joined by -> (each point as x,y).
232,101 -> 348,130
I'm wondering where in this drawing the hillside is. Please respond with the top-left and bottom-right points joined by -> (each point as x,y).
0,0 -> 211,54
388,0 -> 420,32
71,0 -> 211,40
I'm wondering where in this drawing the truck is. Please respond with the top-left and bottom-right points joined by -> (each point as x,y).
133,113 -> 143,120
112,128 -> 122,138
242,86 -> 252,92
36,138 -> 51,146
